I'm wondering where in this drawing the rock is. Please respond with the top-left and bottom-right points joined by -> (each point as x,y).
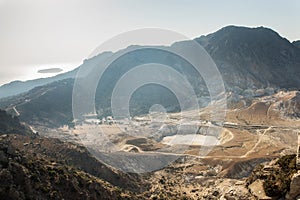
254,89 -> 266,97
212,190 -> 219,196
286,171 -> 300,200
0,150 -> 8,165
23,143 -> 29,147
248,179 -> 271,199
0,134 -> 8,139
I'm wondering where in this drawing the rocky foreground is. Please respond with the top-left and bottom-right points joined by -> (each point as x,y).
1,108 -> 300,199
0,133 -> 300,200
0,134 -> 145,200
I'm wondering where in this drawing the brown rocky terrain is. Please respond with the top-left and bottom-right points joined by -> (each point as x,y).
140,154 -> 300,199
0,133 -> 147,200
247,154 -> 300,199
0,123 -> 299,199
0,110 -> 146,199
226,90 -> 300,126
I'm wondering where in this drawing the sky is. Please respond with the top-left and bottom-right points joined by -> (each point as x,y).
0,0 -> 299,86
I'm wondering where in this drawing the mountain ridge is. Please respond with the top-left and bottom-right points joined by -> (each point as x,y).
0,68 -> 78,99
1,26 -> 299,99
1,25 -> 300,127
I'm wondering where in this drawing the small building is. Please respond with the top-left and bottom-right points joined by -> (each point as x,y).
83,113 -> 100,124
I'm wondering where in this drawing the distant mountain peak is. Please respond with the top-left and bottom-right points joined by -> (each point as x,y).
218,25 -> 276,32
196,25 -> 287,47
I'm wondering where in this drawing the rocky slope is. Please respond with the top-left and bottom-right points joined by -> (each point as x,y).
0,109 -> 32,135
0,111 -> 146,199
226,90 -> 300,125
0,133 -> 147,200
0,79 -> 74,127
281,91 -> 300,119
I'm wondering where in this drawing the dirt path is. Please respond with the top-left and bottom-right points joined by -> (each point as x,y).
121,144 -> 144,153
241,126 -> 272,158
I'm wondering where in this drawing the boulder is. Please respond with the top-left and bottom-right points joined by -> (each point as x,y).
286,171 -> 300,200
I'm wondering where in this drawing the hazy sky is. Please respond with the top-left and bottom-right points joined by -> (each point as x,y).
0,0 -> 299,85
